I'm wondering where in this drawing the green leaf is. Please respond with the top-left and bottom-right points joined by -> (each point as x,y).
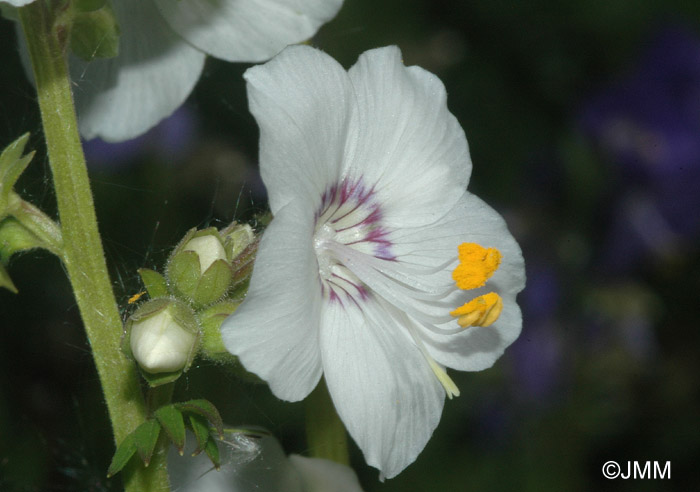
137,268 -> 169,298
0,262 -> 17,293
203,436 -> 221,471
193,258 -> 232,306
0,133 -> 34,213
133,419 -> 161,466
187,414 -> 210,456
106,431 -> 138,478
155,405 -> 186,454
176,399 -> 224,439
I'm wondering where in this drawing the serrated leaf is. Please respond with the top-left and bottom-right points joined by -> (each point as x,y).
187,414 -> 210,456
0,262 -> 17,293
193,259 -> 232,306
137,268 -> 169,298
203,436 -> 221,470
107,431 -> 138,478
176,399 -> 224,439
133,419 -> 161,466
0,133 -> 34,211
155,405 -> 186,454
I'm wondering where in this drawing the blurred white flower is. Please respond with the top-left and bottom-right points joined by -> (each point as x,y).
18,0 -> 343,142
1,0 -> 34,6
169,429 -> 364,492
221,45 -> 525,478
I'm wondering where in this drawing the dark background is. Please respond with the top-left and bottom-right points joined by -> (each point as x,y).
1,0 -> 699,490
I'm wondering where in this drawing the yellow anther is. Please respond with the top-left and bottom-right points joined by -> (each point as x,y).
452,243 -> 502,290
450,293 -> 503,328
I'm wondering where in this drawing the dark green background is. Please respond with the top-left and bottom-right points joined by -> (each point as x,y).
1,1 -> 699,490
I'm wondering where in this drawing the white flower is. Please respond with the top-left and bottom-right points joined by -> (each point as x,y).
1,0 -> 34,6
221,45 -> 525,478
169,429 -> 364,492
66,0 -> 344,142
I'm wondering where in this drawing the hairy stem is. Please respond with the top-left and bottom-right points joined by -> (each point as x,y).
305,379 -> 350,465
18,3 -> 170,491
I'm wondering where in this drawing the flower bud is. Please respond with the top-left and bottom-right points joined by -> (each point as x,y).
167,228 -> 233,307
183,234 -> 227,274
221,222 -> 255,261
127,298 -> 199,375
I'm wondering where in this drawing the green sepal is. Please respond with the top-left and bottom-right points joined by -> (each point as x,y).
198,300 -> 240,361
133,419 -> 161,466
140,369 -> 183,388
176,399 -> 224,439
203,436 -> 221,471
167,250 -> 201,300
155,405 -> 186,455
194,258 -> 233,306
0,262 -> 17,294
70,0 -> 120,61
187,414 -> 211,456
106,430 -> 138,477
137,268 -> 169,299
0,133 -> 34,216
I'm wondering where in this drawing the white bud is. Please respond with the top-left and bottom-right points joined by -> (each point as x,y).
182,235 -> 227,273
130,307 -> 197,373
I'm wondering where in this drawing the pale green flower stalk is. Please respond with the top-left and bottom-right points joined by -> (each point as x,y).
16,1 -> 170,491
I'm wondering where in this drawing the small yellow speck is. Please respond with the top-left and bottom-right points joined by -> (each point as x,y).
128,291 -> 146,304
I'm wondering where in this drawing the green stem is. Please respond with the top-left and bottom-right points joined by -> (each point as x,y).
305,379 -> 350,465
18,3 -> 170,491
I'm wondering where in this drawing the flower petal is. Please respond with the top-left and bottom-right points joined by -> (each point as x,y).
221,198 -> 323,401
3,0 -> 35,6
244,45 -> 353,213
289,455 -> 365,492
344,46 -> 472,228
320,296 -> 444,479
154,0 -> 344,62
391,192 -> 525,371
70,0 -> 205,142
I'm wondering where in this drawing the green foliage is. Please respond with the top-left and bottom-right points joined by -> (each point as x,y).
108,399 -> 224,477
0,133 -> 33,216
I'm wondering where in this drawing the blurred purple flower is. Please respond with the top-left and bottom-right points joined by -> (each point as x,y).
83,105 -> 197,170
508,262 -> 565,404
580,25 -> 700,268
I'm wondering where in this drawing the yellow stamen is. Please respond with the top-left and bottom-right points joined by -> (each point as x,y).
452,243 -> 502,290
450,293 -> 503,328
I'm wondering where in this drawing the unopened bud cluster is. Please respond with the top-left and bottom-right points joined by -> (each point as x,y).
124,222 -> 257,385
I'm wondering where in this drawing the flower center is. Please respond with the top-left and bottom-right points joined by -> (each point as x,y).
313,180 -> 393,304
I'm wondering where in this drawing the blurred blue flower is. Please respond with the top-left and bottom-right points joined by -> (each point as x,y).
83,105 -> 197,170
508,262 -> 565,404
580,25 -> 700,268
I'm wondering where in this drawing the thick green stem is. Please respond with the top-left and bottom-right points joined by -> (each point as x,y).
305,379 -> 350,465
18,3 -> 169,491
